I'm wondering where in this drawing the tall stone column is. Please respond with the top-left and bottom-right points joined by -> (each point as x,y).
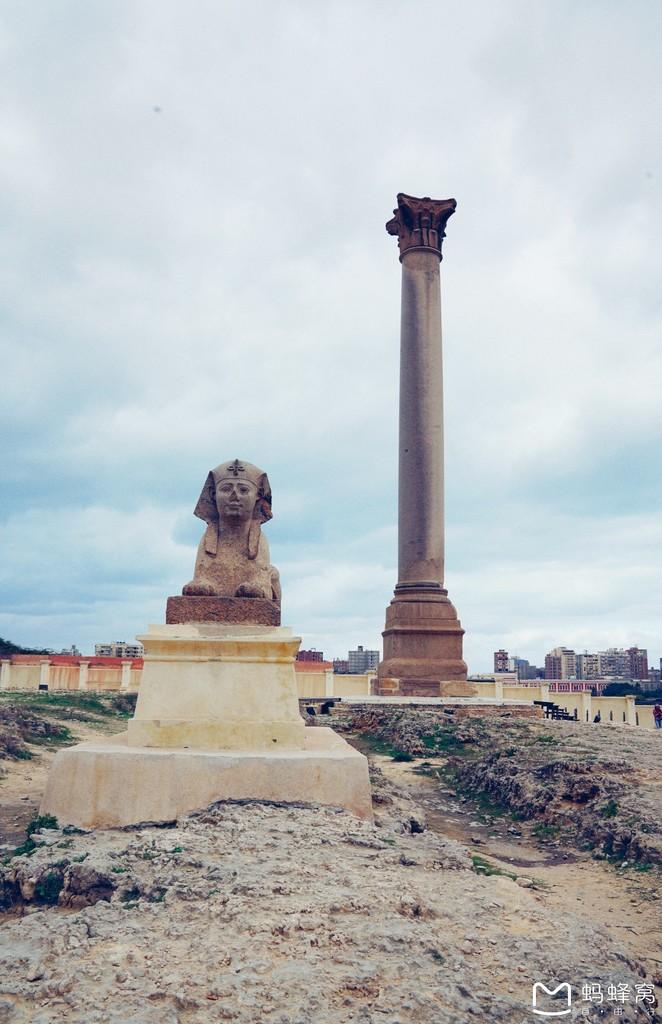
377,193 -> 474,697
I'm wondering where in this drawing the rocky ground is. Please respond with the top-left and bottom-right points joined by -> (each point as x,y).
0,696 -> 659,1024
337,707 -> 662,867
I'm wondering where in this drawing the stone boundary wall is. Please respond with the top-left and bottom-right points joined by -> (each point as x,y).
1,657 -> 656,729
302,700 -> 544,725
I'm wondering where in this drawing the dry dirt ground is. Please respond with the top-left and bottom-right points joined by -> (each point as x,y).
0,695 -> 659,1024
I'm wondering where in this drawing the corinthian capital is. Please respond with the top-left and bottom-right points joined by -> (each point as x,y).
386,193 -> 456,259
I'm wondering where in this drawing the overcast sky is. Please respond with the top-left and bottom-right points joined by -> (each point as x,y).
2,1 -> 661,671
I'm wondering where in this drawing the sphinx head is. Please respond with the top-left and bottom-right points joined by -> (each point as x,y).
193,459 -> 272,558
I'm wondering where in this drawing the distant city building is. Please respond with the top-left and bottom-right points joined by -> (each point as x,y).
576,652 -> 600,680
296,648 -> 324,663
493,649 -> 509,673
347,645 -> 379,674
627,646 -> 648,680
58,645 -> 81,656
496,643 -> 654,685
514,658 -> 542,681
94,641 -> 144,659
646,667 -> 661,689
333,659 -> 349,674
598,648 -> 633,679
545,647 -> 577,680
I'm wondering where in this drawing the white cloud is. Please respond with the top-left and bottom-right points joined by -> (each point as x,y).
1,1 -> 661,671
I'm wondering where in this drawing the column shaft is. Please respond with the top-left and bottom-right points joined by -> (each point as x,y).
398,250 -> 444,588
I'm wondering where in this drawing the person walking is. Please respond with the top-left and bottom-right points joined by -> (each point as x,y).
653,704 -> 662,729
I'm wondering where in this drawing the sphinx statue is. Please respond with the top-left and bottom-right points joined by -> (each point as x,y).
182,458 -> 281,606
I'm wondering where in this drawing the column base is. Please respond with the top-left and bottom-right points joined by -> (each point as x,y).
377,586 -> 475,697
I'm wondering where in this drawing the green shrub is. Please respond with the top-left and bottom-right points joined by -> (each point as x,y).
26,814 -> 58,837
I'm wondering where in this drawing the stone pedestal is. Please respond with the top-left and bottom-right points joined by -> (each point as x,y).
127,623 -> 306,750
40,729 -> 372,827
378,586 -> 472,697
41,622 -> 372,825
166,595 -> 280,626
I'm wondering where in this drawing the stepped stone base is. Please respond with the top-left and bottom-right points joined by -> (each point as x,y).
40,620 -> 372,825
40,728 -> 372,828
378,585 -> 476,697
375,677 -> 477,697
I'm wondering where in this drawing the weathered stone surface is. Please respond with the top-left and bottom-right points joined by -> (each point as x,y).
181,459 -> 281,616
342,707 -> 662,867
166,594 -> 280,626
0,796 -> 653,1023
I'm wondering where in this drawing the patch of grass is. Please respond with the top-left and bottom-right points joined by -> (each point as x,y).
421,727 -> 469,756
428,948 -> 446,964
27,813 -> 58,837
357,735 -> 411,761
470,788 -> 510,820
471,854 -> 517,881
599,800 -> 619,819
170,846 -> 183,854
3,837 -> 37,861
392,751 -> 414,762
28,726 -> 74,747
35,870 -> 63,904
532,823 -> 560,838
111,866 -> 127,874
71,853 -> 88,863
535,735 -> 559,745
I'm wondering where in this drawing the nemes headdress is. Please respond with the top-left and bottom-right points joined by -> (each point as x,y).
193,459 -> 273,559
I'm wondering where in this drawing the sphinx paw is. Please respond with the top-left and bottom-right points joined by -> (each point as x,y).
235,584 -> 266,599
182,581 -> 216,596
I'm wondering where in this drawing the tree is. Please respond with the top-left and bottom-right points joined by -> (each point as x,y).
0,637 -> 50,658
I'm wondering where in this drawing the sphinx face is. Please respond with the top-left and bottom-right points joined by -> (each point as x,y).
215,478 -> 257,522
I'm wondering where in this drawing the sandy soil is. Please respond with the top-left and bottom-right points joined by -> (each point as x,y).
0,720 -> 124,848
